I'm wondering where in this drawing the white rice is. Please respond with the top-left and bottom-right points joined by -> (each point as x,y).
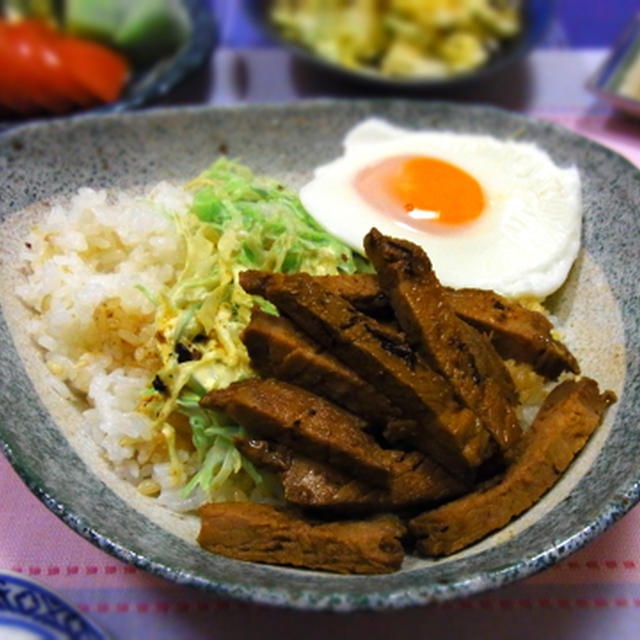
17,182 -> 204,511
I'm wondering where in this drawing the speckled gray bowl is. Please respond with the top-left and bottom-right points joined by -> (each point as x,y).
0,101 -> 638,611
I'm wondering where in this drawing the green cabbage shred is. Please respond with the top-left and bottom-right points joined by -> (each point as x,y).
142,157 -> 368,502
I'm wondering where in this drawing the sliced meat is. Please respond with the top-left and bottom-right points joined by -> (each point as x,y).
313,273 -> 389,314
236,437 -> 469,513
201,378 -> 394,487
240,270 -> 494,476
241,309 -> 400,427
409,377 -> 616,556
309,272 -> 578,379
364,228 -> 522,457
445,287 -> 580,379
234,437 -> 292,473
198,502 -> 406,574
243,271 -> 386,312
384,418 -> 440,455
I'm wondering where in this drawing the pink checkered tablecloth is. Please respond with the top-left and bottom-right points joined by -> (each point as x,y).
2,4 -> 640,637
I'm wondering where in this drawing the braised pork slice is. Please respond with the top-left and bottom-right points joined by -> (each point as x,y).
241,309 -> 400,427
200,378 -> 394,487
235,437 -> 468,513
313,273 -> 389,314
240,270 -> 494,476
198,502 -> 406,574
309,273 -> 578,379
445,287 -> 580,379
243,271 -> 385,312
364,228 -> 522,457
409,377 -> 616,556
234,437 -> 292,473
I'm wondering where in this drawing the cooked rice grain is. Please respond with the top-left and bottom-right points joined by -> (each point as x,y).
17,183 -> 205,510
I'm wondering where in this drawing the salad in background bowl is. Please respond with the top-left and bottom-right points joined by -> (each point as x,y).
246,0 -> 553,90
0,0 -> 216,120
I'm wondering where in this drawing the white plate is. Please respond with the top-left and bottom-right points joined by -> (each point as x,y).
0,571 -> 108,640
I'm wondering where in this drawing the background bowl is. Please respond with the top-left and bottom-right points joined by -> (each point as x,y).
245,0 -> 554,90
0,100 -> 638,611
587,11 -> 640,118
101,0 -> 217,114
0,0 -> 216,128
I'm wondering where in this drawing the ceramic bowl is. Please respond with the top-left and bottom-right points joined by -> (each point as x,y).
0,100 -> 638,611
104,0 -> 216,113
245,0 -> 553,90
0,0 -> 216,126
587,11 -> 640,118
0,570 -> 108,640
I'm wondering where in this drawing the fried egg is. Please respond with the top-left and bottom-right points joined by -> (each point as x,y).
299,118 -> 582,300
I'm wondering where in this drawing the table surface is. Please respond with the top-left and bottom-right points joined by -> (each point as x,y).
2,1 -> 640,639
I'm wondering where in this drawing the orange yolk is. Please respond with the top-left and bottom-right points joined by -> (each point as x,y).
354,155 -> 485,230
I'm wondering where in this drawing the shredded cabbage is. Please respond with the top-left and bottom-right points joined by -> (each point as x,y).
139,157 -> 368,503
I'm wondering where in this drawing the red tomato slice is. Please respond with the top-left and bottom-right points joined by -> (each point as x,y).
17,20 -> 99,109
57,37 -> 130,104
4,19 -> 74,113
0,20 -> 40,114
0,18 -> 130,114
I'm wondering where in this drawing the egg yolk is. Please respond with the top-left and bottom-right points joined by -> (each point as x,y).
354,155 -> 485,229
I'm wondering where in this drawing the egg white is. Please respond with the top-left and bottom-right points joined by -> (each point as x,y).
300,118 -> 582,300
